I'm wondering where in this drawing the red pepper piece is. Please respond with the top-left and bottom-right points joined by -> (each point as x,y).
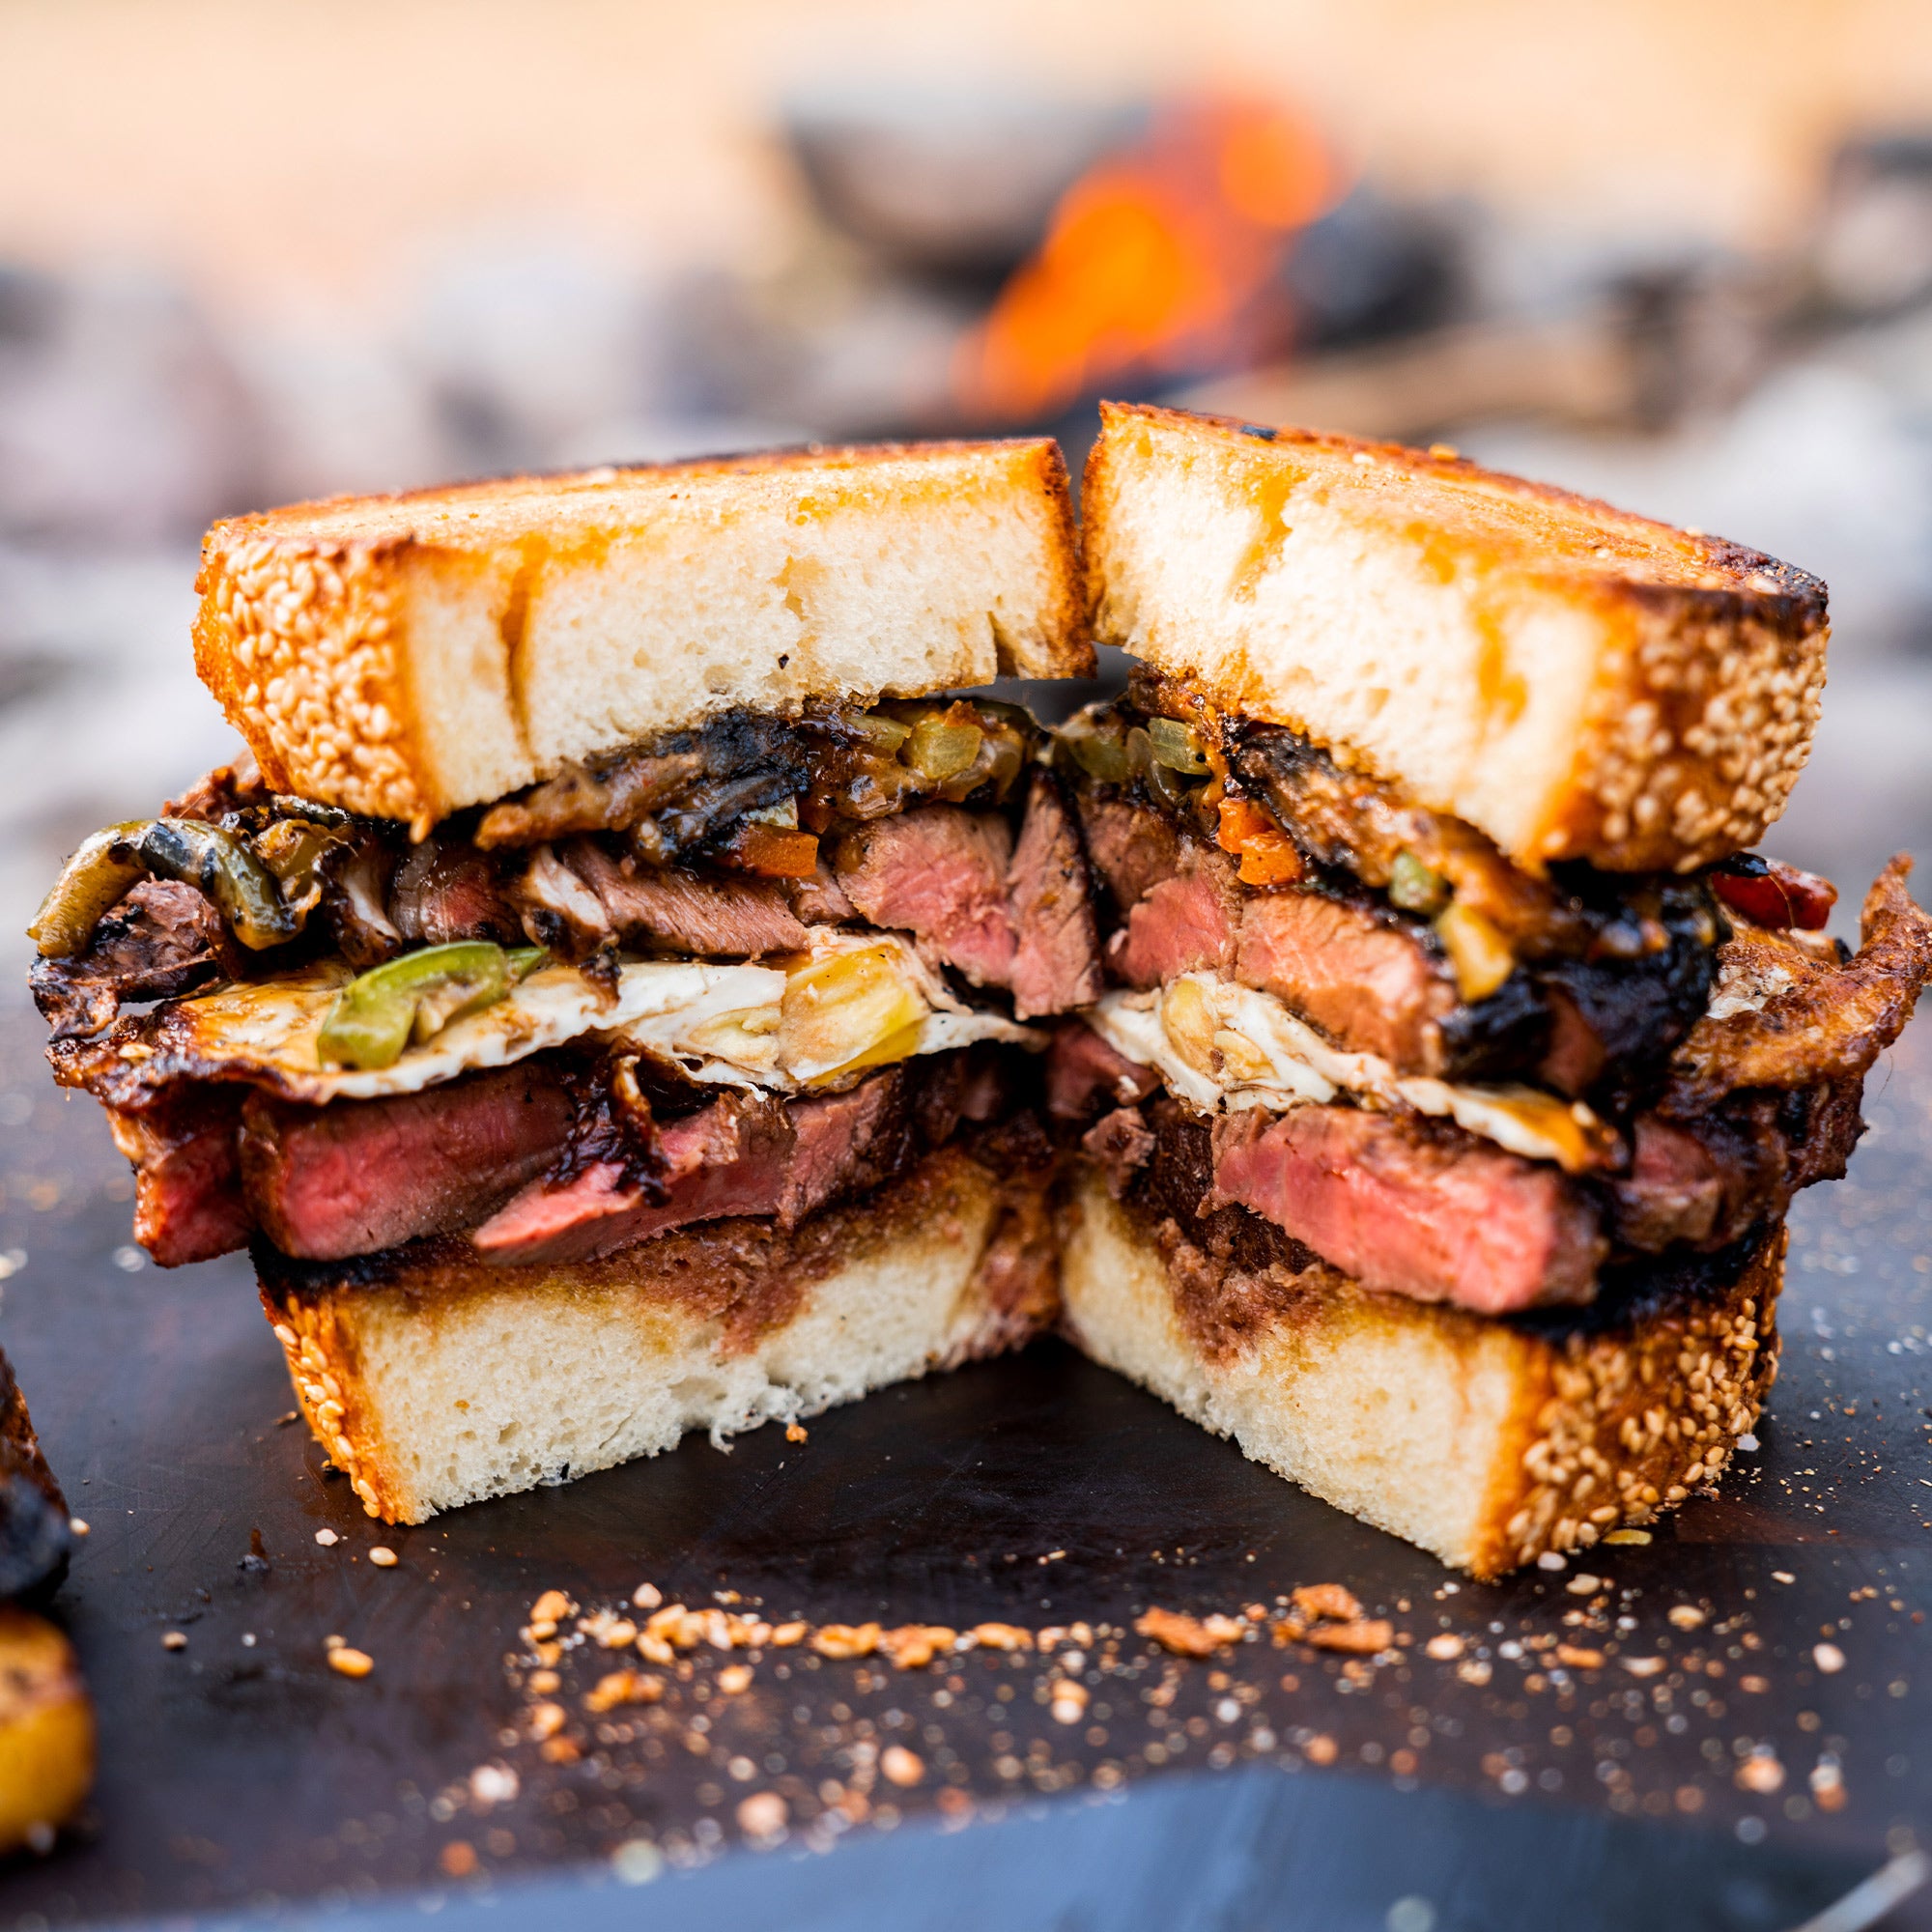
1712,858 -> 1837,931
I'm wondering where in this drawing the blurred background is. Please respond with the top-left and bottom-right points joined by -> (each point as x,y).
3,0 -> 1932,945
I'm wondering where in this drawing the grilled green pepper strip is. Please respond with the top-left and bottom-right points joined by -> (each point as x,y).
27,822 -> 150,958
133,818 -> 300,952
317,943 -> 548,1071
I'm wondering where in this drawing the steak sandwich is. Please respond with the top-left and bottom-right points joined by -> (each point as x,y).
1051,402 -> 1932,1576
32,439 -> 1100,1523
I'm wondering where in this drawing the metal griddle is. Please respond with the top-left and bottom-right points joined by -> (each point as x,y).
0,980 -> 1928,1932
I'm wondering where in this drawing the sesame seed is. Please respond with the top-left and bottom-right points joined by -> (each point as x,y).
369,1547 -> 397,1568
328,1647 -> 374,1679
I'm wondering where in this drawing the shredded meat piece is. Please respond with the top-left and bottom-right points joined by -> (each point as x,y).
1081,1106 -> 1155,1198
568,841 -> 808,957
475,748 -> 706,849
1662,857 -> 1932,1112
389,839 -> 520,946
31,880 -> 238,1039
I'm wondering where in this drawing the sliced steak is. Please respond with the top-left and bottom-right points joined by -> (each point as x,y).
788,859 -> 856,925
106,1089 -> 251,1267
1111,840 -> 1240,986
472,1076 -> 898,1267
1076,794 -> 1182,914
389,840 -> 520,946
1007,774 -> 1102,1019
1045,1021 -> 1161,1122
240,1065 -> 576,1260
31,880 -> 238,1040
1208,1105 -> 1603,1312
569,841 -> 808,957
1235,893 -> 1456,1072
836,806 -> 1017,988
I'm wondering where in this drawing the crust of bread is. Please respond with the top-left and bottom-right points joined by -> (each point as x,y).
260,1147 -> 1056,1524
1058,1163 -> 1782,1577
1082,401 -> 1828,873
194,438 -> 1091,829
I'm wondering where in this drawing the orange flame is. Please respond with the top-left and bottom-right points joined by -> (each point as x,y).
956,97 -> 1342,423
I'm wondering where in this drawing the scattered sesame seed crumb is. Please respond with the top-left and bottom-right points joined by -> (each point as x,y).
631,1583 -> 663,1611
162,1631 -> 186,1651
369,1546 -> 397,1568
314,1528 -> 339,1548
328,1647 -> 374,1679
68,1519 -> 88,1537
784,1423 -> 808,1443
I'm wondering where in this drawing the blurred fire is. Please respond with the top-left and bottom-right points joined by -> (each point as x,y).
955,97 -> 1343,423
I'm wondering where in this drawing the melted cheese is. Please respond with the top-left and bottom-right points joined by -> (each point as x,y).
163,930 -> 1033,1104
1085,974 -> 1615,1175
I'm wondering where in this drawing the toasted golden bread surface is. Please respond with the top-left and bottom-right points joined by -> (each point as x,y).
1083,402 -> 1827,872
195,438 -> 1089,828
1058,1164 -> 1781,1577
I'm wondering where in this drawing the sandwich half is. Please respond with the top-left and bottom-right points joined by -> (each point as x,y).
1051,402 -> 1932,1575
33,439 -> 1093,1522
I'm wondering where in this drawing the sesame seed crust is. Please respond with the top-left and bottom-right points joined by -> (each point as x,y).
1480,1228 -> 1784,1577
194,532 -> 425,824
263,1292 -> 405,1523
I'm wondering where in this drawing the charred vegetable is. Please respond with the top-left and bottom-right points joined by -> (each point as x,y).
128,819 -> 300,952
0,1350 -> 71,1603
27,824 -> 149,958
318,942 -> 548,1070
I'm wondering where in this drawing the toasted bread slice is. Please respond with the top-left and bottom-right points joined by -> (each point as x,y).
1059,1163 -> 1780,1577
194,439 -> 1089,830
260,1146 -> 1056,1524
1083,402 -> 1827,873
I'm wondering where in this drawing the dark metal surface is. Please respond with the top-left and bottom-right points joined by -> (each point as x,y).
0,972 -> 1928,1930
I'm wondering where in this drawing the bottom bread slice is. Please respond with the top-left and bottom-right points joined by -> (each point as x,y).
260,1143 -> 1056,1524
1059,1164 -> 1782,1578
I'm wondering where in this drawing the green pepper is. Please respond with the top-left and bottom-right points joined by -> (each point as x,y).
1146,716 -> 1211,775
317,943 -> 549,1070
27,822 -> 150,958
133,819 -> 301,952
1387,848 -> 1450,916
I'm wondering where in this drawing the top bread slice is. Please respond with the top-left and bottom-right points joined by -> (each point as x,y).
1082,402 -> 1829,872
193,439 -> 1089,829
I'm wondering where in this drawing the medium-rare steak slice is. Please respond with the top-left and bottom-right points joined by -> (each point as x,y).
1006,774 -> 1102,1019
1208,1104 -> 1603,1312
105,1088 -> 251,1266
472,1075 -> 906,1267
1236,891 -> 1456,1073
1109,839 -> 1240,985
837,806 -> 1018,988
239,1065 -> 577,1260
1045,1020 -> 1161,1122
